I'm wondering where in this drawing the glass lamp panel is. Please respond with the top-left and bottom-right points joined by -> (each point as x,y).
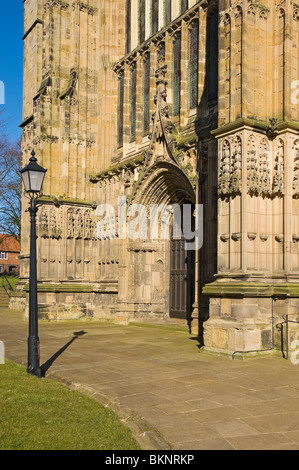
28,170 -> 45,192
21,171 -> 30,193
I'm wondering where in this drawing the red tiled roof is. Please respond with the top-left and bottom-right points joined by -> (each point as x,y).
0,234 -> 20,253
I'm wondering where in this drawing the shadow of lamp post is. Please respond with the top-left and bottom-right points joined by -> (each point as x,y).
20,150 -> 47,378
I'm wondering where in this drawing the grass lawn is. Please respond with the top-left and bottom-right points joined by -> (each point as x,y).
0,361 -> 141,450
3,276 -> 19,291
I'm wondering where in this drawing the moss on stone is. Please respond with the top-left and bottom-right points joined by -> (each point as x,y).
203,280 -> 299,297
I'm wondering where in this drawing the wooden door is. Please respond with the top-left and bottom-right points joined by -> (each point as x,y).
170,237 -> 195,320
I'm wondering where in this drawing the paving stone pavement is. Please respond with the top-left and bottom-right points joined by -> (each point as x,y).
1,307 -> 299,450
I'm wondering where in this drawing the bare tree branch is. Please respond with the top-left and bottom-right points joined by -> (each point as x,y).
0,116 -> 21,239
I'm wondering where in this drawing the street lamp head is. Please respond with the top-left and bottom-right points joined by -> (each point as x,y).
20,150 -> 47,197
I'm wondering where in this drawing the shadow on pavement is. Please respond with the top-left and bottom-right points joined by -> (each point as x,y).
41,331 -> 87,376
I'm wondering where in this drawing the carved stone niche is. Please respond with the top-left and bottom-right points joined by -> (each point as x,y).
273,139 -> 284,194
293,139 -> 299,197
39,206 -> 62,240
218,139 -> 231,196
67,209 -> 75,239
247,135 -> 258,194
231,136 -> 242,195
40,209 -> 49,239
258,138 -> 271,196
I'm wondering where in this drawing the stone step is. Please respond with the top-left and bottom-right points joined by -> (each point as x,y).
0,287 -> 10,307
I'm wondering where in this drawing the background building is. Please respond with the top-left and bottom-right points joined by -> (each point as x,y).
13,0 -> 299,355
0,235 -> 20,274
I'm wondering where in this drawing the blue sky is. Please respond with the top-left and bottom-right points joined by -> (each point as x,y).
0,0 -> 23,142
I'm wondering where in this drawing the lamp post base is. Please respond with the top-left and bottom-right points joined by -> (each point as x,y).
27,366 -> 43,378
27,336 -> 43,378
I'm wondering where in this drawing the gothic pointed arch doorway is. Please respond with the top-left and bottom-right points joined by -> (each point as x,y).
169,202 -> 195,323
124,161 -> 196,325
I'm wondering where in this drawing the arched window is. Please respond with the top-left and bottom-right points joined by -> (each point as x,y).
158,42 -> 165,62
144,53 -> 150,133
152,0 -> 159,34
126,0 -> 131,53
189,20 -> 199,109
165,0 -> 172,24
130,63 -> 137,141
173,31 -> 181,116
139,0 -> 146,44
181,0 -> 188,14
118,71 -> 124,147
207,9 -> 218,102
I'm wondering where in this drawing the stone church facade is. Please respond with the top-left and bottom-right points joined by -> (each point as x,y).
14,0 -> 299,355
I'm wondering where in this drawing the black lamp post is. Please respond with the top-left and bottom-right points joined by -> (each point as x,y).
20,151 -> 47,378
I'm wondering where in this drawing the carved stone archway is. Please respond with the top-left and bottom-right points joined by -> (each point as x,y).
117,160 -> 196,324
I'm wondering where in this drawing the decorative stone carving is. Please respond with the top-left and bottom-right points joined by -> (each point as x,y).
75,210 -> 85,240
259,138 -> 271,196
231,233 -> 241,241
218,136 -> 242,196
218,139 -> 231,196
231,136 -> 242,194
247,0 -> 269,19
273,139 -> 284,194
39,207 -> 61,239
220,234 -> 230,242
67,209 -> 75,239
60,68 -> 78,101
247,4 -> 256,16
248,232 -> 257,241
84,210 -> 94,240
49,208 -> 62,239
267,118 -> 278,137
40,209 -> 49,239
234,5 -> 242,18
247,135 -> 259,194
293,139 -> 299,197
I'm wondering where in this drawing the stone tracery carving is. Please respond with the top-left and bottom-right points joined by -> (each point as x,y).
66,207 -> 96,240
218,139 -> 231,196
273,139 -> 284,194
39,207 -> 62,239
293,139 -> 299,197
75,210 -> 84,239
231,136 -> 242,194
247,135 -> 259,194
49,207 -> 62,239
218,136 -> 242,196
84,210 -> 93,240
40,209 -> 49,239
246,136 -> 271,196
247,0 -> 269,19
258,138 -> 271,196
67,209 -> 75,238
